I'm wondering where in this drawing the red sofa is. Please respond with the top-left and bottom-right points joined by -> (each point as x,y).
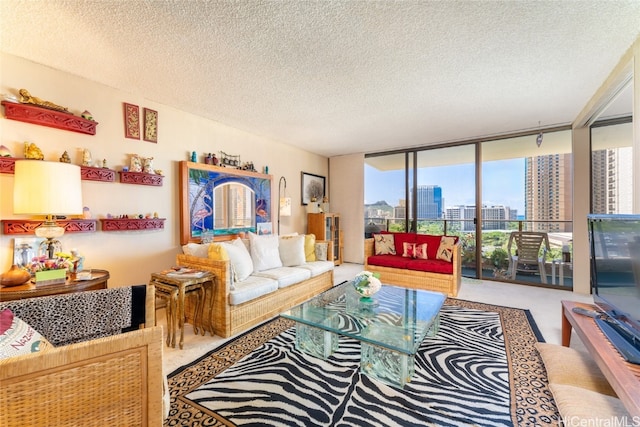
364,232 -> 461,296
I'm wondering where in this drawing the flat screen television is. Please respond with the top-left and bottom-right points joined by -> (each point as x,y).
588,214 -> 640,363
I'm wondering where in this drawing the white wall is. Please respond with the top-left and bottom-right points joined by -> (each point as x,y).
0,53 -> 328,287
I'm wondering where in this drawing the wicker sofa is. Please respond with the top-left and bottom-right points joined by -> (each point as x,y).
0,285 -> 164,427
176,235 -> 334,338
364,233 -> 461,297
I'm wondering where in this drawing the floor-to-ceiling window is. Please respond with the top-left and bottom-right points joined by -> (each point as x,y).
364,128 -> 574,289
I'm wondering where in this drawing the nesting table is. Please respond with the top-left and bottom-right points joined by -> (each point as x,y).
149,270 -> 215,349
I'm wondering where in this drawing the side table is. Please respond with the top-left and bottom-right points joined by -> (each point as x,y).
148,271 -> 214,349
0,269 -> 110,301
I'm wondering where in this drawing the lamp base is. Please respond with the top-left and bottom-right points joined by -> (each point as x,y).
38,238 -> 62,260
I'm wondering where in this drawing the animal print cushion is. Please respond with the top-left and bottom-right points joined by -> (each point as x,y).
436,236 -> 456,262
373,234 -> 396,255
0,309 -> 51,359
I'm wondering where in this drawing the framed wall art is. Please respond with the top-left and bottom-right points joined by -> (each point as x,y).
301,172 -> 325,205
143,108 -> 158,143
123,102 -> 140,139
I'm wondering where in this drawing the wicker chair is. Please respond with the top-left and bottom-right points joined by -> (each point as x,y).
0,285 -> 164,427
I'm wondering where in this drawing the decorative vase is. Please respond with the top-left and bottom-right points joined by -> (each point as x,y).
352,271 -> 382,299
0,264 -> 31,287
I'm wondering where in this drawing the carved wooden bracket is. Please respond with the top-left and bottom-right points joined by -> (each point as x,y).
0,157 -> 17,174
100,218 -> 166,231
1,101 -> 98,135
80,166 -> 116,182
119,171 -> 163,186
2,219 -> 97,235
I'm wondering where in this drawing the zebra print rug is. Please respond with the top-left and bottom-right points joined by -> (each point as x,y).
165,299 -> 554,426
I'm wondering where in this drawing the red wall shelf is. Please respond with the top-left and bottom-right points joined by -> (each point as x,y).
2,219 -> 97,235
0,157 -> 17,174
119,171 -> 163,186
1,101 -> 98,135
100,218 -> 165,231
80,166 -> 115,182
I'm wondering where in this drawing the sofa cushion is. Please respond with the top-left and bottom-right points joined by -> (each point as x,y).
549,384 -> 630,423
315,242 -> 328,261
229,275 -> 278,306
254,267 -> 312,289
304,234 -> 317,262
405,258 -> 454,274
279,235 -> 306,267
182,242 -> 209,258
383,232 -> 416,254
402,242 -> 416,258
415,243 -> 428,259
249,233 -> 283,272
298,261 -> 334,277
436,236 -> 457,262
207,243 -> 229,261
0,309 -> 50,359
415,234 -> 443,260
221,238 -> 254,282
367,254 -> 411,269
536,343 -> 616,396
373,234 -> 396,255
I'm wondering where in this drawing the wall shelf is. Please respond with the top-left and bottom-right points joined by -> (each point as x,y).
100,218 -> 165,231
119,171 -> 163,186
80,166 -> 116,182
1,101 -> 98,135
0,157 -> 17,174
2,219 -> 97,235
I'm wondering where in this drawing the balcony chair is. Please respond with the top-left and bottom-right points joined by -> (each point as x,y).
507,231 -> 550,284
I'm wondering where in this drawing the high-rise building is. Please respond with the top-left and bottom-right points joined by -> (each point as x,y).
525,154 -> 573,232
591,147 -> 633,214
445,205 -> 515,231
415,185 -> 443,219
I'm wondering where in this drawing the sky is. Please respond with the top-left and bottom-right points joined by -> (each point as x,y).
365,158 -> 526,215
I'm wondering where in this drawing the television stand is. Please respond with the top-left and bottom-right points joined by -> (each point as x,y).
561,300 -> 640,417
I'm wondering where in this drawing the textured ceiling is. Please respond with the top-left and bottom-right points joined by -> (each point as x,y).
1,1 -> 639,157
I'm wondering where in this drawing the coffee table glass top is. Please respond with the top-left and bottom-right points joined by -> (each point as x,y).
281,281 -> 446,355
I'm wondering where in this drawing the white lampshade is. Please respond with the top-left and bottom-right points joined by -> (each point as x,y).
279,197 -> 291,217
14,160 -> 83,216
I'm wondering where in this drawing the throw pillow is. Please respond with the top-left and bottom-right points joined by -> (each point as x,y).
249,232 -> 283,272
207,243 -> 229,261
415,243 -> 428,259
373,234 -> 396,255
315,242 -> 329,261
279,235 -> 306,267
402,242 -> 416,258
436,236 -> 456,262
0,309 -> 50,359
181,243 -> 209,258
220,238 -> 254,282
304,234 -> 316,262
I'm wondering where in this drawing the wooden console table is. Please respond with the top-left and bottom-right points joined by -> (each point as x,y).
561,300 -> 640,417
0,269 -> 109,301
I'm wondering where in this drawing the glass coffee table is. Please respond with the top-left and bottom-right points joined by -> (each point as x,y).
281,281 -> 446,388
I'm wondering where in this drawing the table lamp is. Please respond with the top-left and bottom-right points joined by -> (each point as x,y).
13,160 -> 83,259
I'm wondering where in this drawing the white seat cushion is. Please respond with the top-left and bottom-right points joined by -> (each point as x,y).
249,233 -> 282,272
298,261 -> 334,277
228,275 -> 278,306
279,235 -> 306,267
254,267 -> 311,288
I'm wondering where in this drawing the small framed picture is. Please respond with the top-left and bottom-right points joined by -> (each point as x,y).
143,108 -> 158,143
257,222 -> 272,235
301,172 -> 325,205
123,102 -> 140,139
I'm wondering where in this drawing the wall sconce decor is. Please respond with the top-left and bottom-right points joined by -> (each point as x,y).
278,176 -> 291,235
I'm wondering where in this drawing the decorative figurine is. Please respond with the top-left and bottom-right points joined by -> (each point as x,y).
82,148 -> 92,166
83,206 -> 92,219
153,212 -> 159,219
0,145 -> 12,157
130,154 -> 142,172
212,153 -> 219,165
191,151 -> 197,162
24,142 -> 44,160
154,169 -> 163,176
81,110 -> 93,121
59,151 -> 71,163
102,159 -> 107,168
18,88 -> 69,113
205,153 -> 213,165
142,157 -> 154,174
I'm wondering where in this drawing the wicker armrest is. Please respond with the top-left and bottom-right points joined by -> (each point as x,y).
0,326 -> 164,427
